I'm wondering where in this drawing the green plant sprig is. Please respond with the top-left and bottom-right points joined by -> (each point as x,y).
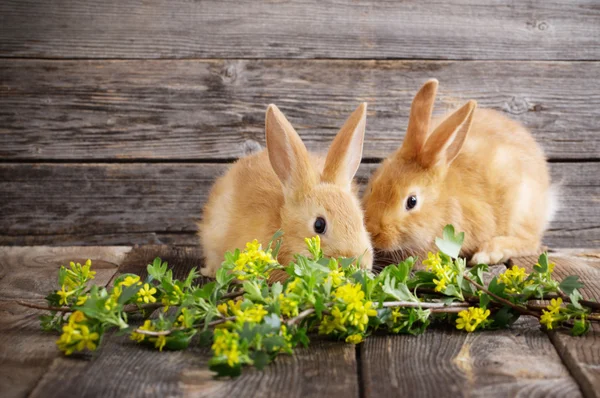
18,225 -> 600,377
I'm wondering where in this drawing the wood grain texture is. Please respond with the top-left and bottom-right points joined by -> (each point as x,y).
360,317 -> 581,398
0,246 -> 126,398
0,246 -> 130,300
0,162 -> 597,247
0,0 -> 598,60
517,251 -> 600,398
1,59 -> 600,160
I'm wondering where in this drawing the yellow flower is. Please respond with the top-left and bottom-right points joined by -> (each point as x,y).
423,252 -> 442,271
237,304 -> 268,324
217,303 -> 229,316
137,283 -> 157,304
119,275 -> 142,287
212,329 -> 241,367
456,307 -> 490,333
155,335 -> 167,351
285,277 -> 302,294
547,298 -> 563,314
73,324 -> 100,352
57,285 -> 75,305
346,334 -> 363,344
232,239 -> 276,280
76,295 -> 88,306
391,308 -> 404,323
498,265 -> 532,294
105,285 -> 122,310
540,310 -> 558,330
433,278 -> 447,292
279,294 -> 299,317
130,320 -> 153,343
328,268 -> 345,287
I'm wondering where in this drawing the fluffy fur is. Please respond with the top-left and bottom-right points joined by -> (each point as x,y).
200,104 -> 374,277
362,79 -> 554,265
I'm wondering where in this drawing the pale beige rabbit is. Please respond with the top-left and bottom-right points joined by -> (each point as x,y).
362,79 -> 556,265
200,104 -> 374,277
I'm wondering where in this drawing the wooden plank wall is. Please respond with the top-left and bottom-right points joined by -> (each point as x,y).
0,0 -> 598,247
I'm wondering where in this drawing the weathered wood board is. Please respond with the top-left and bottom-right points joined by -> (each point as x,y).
1,60 -> 600,160
360,318 -> 582,398
518,250 -> 600,398
0,247 -> 127,398
0,0 -> 598,60
0,163 -> 598,247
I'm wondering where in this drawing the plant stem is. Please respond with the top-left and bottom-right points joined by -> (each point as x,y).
462,274 -> 540,318
381,301 -> 470,309
16,300 -> 69,312
15,300 -> 162,314
222,289 -> 245,299
287,308 -> 315,326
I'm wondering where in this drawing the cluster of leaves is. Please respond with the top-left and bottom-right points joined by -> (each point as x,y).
38,225 -> 597,377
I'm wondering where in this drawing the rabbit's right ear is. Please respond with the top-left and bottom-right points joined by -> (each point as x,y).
322,103 -> 367,188
396,79 -> 438,160
265,105 -> 318,193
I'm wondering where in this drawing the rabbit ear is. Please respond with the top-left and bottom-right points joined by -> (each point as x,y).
397,79 -> 439,160
265,104 -> 318,192
419,100 -> 477,168
322,103 -> 367,187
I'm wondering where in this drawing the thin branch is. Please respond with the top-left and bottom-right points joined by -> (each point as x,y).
287,308 -> 315,326
133,316 -> 237,336
222,290 -> 245,300
16,300 -> 69,312
16,300 -> 162,314
381,301 -> 470,309
462,274 -> 540,318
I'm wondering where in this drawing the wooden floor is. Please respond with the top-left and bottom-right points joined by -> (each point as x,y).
1,246 -> 599,398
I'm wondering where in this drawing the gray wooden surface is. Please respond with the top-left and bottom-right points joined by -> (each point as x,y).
1,246 -> 599,398
1,163 -> 598,247
1,0 -> 599,60
0,4 -> 598,263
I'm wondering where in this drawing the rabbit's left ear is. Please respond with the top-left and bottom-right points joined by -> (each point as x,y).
419,100 -> 477,168
322,103 -> 367,188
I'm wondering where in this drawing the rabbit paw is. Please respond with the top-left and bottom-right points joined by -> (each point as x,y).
470,250 -> 507,265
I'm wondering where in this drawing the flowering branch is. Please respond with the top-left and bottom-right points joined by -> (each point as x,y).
462,274 -> 540,318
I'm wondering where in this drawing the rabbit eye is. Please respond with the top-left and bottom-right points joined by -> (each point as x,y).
314,217 -> 327,234
406,195 -> 418,210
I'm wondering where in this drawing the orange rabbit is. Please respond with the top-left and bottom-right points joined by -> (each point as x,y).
200,104 -> 374,277
362,79 -> 556,265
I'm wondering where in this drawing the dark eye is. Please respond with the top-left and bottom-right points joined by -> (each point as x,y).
314,217 -> 327,234
406,195 -> 417,210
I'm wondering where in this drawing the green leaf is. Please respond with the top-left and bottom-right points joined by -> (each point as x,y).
434,224 -> 464,258
252,350 -> 271,370
263,313 -> 281,330
533,253 -> 549,273
571,317 -> 590,336
243,281 -> 265,303
117,284 -> 140,305
147,257 -> 168,281
209,361 -> 242,378
479,293 -> 491,309
488,277 -> 506,298
559,275 -> 584,296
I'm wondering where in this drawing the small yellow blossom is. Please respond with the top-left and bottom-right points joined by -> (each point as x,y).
76,295 -> 88,306
155,335 -> 167,351
217,303 -> 229,316
232,239 -> 275,280
57,285 -> 75,305
130,320 -> 153,343
327,268 -> 345,288
279,294 -> 299,317
423,252 -> 442,271
498,265 -> 532,294
547,298 -> 563,314
391,308 -> 404,323
212,329 -> 241,367
346,334 -> 363,344
73,324 -> 100,351
433,278 -> 447,292
540,310 -> 558,330
119,275 -> 142,287
456,307 -> 490,333
137,283 -> 157,304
